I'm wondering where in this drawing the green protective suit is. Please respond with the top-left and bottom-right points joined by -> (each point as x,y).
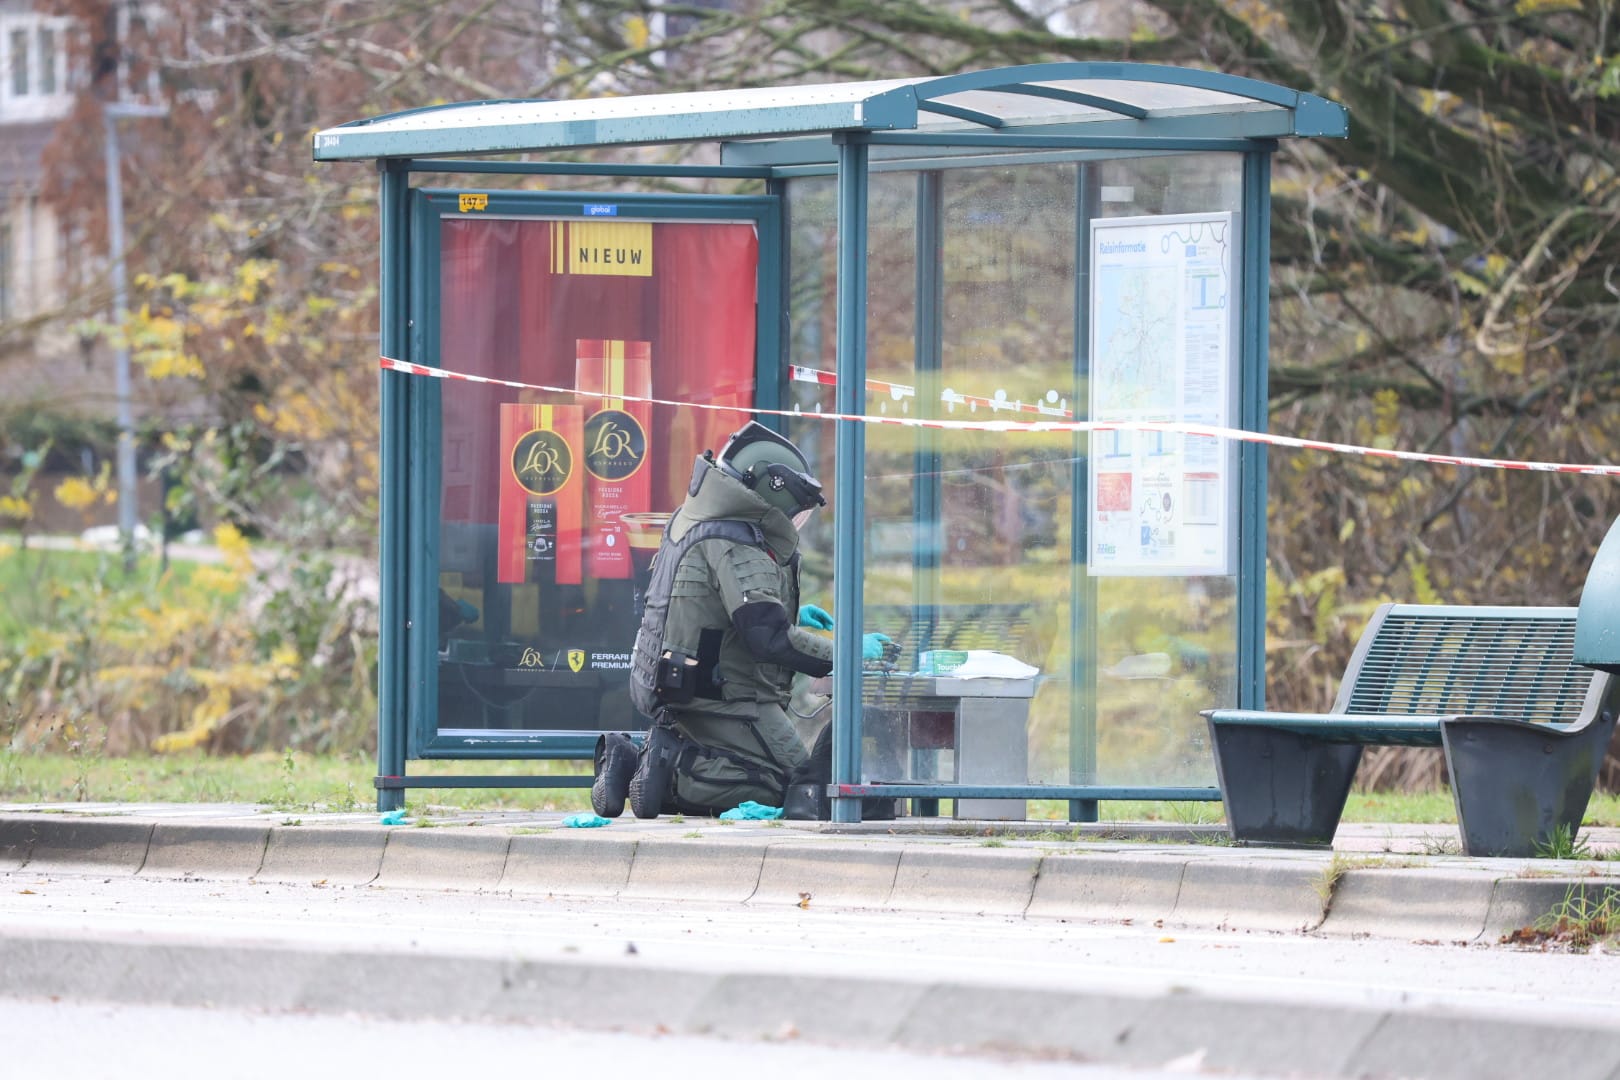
654,459 -> 833,811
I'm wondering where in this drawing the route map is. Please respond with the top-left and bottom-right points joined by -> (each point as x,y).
1088,213 -> 1237,577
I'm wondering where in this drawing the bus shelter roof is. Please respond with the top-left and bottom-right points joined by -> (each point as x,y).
311,61 -> 1347,167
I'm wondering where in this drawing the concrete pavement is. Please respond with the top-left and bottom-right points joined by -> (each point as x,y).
5,803 -> 1620,1079
2,803 -> 1616,941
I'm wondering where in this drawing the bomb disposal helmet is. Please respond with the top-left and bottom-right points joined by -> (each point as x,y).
717,421 -> 825,519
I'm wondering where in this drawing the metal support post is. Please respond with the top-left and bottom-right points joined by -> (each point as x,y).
830,135 -> 870,824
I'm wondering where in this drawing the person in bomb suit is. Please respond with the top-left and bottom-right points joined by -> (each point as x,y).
591,421 -> 893,818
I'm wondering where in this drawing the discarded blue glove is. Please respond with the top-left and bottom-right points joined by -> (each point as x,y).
863,632 -> 897,661
720,801 -> 784,821
379,810 -> 408,826
798,603 -> 834,630
563,812 -> 612,828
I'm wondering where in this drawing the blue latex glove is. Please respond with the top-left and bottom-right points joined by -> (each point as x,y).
798,603 -> 834,630
379,810 -> 408,826
720,801 -> 784,821
863,632 -> 896,661
563,812 -> 611,828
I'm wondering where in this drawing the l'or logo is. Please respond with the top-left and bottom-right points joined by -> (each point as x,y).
584,410 -> 646,481
512,429 -> 573,496
567,649 -> 586,673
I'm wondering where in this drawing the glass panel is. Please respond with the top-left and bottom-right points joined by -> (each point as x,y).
11,30 -> 29,96
37,28 -> 54,95
433,214 -> 759,737
1088,153 -> 1243,786
782,151 -> 1246,811
1056,79 -> 1259,112
1096,152 -> 1244,219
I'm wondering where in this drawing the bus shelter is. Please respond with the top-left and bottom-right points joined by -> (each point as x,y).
313,63 -> 1348,821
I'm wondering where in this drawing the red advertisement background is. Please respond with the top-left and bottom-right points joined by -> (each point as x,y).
439,218 -> 758,527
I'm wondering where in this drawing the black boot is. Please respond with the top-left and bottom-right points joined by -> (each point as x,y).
628,723 -> 681,819
590,732 -> 638,818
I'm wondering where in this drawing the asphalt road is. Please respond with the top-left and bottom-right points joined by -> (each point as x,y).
3,867 -> 1618,1078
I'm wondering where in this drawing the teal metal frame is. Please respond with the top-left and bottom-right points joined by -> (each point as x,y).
317,62 -> 1349,810
375,181 -> 782,794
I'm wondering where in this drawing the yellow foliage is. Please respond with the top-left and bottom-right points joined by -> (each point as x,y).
1406,554 -> 1442,605
53,477 -> 100,512
1371,389 -> 1400,446
1514,0 -> 1579,14
0,494 -> 32,521
1491,349 -> 1526,376
191,564 -> 244,596
144,350 -> 207,380
213,522 -> 255,575
95,663 -> 173,686
153,684 -> 232,752
624,14 -> 650,50
20,628 -> 72,661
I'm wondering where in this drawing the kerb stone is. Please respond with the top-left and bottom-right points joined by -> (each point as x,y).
142,823 -> 271,880
750,842 -> 899,909
501,832 -> 638,897
1026,852 -> 1184,923
623,837 -> 766,902
375,829 -> 510,892
257,826 -> 387,886
1171,859 -> 1323,932
887,847 -> 1038,915
23,819 -> 154,875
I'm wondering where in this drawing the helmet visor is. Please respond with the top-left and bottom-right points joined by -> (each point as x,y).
759,463 -> 825,518
792,507 -> 817,530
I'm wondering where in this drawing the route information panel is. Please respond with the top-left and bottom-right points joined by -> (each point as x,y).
1087,212 -> 1239,577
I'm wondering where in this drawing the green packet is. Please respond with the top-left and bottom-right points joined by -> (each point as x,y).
917,650 -> 969,676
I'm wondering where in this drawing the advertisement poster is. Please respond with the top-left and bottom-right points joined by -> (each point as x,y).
577,338 -> 652,580
496,403 -> 583,586
1088,212 -> 1238,577
435,205 -> 760,733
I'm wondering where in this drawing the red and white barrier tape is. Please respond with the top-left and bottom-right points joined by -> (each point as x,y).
379,356 -> 1620,477
788,365 -> 1074,418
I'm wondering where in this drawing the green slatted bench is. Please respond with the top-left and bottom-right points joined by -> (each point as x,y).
1203,603 -> 1619,857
